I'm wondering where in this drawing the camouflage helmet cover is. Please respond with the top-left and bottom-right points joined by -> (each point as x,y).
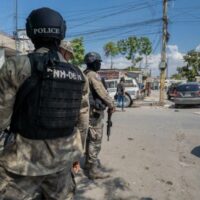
60,40 -> 74,56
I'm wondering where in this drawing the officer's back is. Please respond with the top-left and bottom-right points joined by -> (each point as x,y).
0,7 -> 89,200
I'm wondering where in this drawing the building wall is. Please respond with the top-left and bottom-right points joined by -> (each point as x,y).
0,31 -> 33,57
0,32 -> 17,57
0,33 -> 16,51
17,30 -> 34,54
0,48 -> 5,69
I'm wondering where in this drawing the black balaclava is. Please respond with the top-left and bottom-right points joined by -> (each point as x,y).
87,60 -> 101,72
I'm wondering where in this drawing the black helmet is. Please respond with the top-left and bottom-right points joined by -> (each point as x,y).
26,7 -> 66,41
84,52 -> 102,64
120,77 -> 125,82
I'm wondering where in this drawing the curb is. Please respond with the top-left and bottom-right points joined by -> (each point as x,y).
133,100 -> 173,107
133,101 -> 159,107
194,112 -> 200,115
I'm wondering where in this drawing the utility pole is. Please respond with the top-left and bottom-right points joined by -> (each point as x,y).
14,0 -> 19,55
166,57 -> 169,79
159,0 -> 168,105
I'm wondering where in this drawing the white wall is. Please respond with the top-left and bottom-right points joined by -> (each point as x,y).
0,48 -> 5,69
0,33 -> 15,50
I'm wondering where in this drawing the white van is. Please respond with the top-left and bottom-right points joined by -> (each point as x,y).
105,77 -> 139,107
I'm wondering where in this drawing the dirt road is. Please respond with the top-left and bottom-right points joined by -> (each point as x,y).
75,105 -> 200,200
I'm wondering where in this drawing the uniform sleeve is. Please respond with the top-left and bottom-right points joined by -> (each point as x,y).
0,57 -> 30,131
77,73 -> 89,149
89,72 -> 114,109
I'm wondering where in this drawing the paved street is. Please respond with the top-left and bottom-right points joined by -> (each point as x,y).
75,103 -> 200,200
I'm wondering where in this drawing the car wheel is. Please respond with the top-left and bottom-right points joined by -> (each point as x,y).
124,93 -> 133,107
175,104 -> 180,108
115,93 -> 133,108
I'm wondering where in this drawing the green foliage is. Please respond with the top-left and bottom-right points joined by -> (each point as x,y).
71,37 -> 85,66
177,50 -> 200,81
117,36 -> 152,67
138,37 -> 152,56
170,73 -> 182,80
104,42 -> 119,57
117,39 -> 128,55
103,42 -> 119,69
135,57 -> 143,63
117,36 -> 138,61
126,66 -> 141,71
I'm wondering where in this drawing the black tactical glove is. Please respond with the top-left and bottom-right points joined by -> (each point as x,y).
94,99 -> 106,111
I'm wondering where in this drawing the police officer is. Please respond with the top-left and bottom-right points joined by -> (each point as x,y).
83,52 -> 115,179
0,7 -> 89,200
59,40 -> 87,177
59,40 -> 89,148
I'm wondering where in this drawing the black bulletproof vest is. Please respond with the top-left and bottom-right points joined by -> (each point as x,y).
10,51 -> 85,140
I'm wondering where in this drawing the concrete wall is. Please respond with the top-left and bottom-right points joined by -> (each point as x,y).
0,48 -> 5,69
0,32 -> 17,57
0,33 -> 16,51
0,32 -> 33,58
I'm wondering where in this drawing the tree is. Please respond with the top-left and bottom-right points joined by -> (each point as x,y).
170,72 -> 182,80
124,66 -> 141,71
138,37 -> 152,67
117,36 -> 152,69
176,50 -> 200,81
117,36 -> 139,68
71,37 -> 85,67
103,42 -> 119,69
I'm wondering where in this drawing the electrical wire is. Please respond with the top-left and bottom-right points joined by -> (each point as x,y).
68,18 -> 162,37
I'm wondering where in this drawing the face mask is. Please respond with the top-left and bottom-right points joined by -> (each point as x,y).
94,60 -> 101,71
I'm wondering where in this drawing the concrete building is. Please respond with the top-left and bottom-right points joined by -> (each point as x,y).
0,32 -> 16,68
0,32 -> 17,57
0,31 -> 33,68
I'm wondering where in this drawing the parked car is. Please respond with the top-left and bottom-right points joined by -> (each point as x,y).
174,82 -> 200,107
105,77 -> 140,107
167,83 -> 180,100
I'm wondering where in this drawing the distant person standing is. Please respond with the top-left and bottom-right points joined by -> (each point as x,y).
117,77 -> 125,111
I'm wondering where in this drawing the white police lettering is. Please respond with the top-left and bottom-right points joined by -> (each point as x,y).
47,68 -> 82,80
33,28 -> 60,35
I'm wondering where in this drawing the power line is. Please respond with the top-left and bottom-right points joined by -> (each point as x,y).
69,18 -> 162,37
171,18 -> 200,23
67,0 -> 161,21
82,23 -> 162,41
83,30 -> 162,43
70,1 -> 162,29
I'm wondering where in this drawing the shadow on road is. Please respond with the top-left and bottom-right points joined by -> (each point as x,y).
191,146 -> 200,158
168,104 -> 200,109
74,166 -> 154,200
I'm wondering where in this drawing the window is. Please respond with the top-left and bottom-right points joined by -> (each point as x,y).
106,81 -> 117,89
124,80 -> 134,87
177,84 -> 199,91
